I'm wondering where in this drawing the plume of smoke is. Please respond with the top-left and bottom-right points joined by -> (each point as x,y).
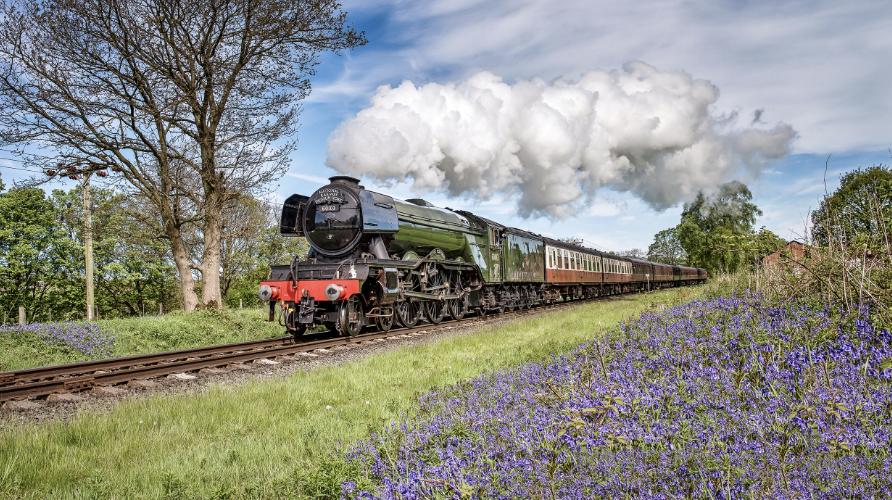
325,62 -> 796,218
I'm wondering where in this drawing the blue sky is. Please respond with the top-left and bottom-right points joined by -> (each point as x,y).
283,0 -> 892,252
2,0 -> 890,252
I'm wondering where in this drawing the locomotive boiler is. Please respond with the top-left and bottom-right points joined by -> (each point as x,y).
259,176 -> 706,337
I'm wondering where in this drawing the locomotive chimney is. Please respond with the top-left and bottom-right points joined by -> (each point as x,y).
329,175 -> 362,190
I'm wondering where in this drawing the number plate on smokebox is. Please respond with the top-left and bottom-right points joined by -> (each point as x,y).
319,204 -> 340,212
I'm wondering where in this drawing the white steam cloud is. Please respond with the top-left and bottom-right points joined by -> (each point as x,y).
325,62 -> 796,218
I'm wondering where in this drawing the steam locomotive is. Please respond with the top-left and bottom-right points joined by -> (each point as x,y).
258,176 -> 706,337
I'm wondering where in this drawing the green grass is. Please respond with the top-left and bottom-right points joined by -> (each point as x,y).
0,287 -> 702,499
0,308 -> 286,372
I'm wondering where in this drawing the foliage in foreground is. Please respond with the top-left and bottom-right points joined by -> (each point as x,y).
341,293 -> 892,498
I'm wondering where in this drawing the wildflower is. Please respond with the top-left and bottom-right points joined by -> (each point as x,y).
340,293 -> 892,498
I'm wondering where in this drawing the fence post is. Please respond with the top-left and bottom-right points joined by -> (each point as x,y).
95,306 -> 99,320
49,308 -> 52,322
159,303 -> 163,316
239,299 -> 243,310
3,312 -> 6,325
19,306 -> 25,325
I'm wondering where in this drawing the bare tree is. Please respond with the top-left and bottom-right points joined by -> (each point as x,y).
0,0 -> 365,310
617,248 -> 646,259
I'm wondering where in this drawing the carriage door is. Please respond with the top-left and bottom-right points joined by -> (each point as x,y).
489,227 -> 502,282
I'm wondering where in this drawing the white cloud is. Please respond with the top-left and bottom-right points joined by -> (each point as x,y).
326,63 -> 795,218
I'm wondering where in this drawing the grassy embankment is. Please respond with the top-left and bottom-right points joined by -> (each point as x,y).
0,287 -> 701,499
0,308 -> 285,372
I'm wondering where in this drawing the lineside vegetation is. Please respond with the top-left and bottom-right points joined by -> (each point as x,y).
0,308 -> 285,372
0,289 -> 695,499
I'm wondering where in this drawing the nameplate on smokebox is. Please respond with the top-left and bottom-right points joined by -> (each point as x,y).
316,188 -> 346,205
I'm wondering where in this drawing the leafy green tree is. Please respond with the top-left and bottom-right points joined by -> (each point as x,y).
750,226 -> 788,258
0,187 -> 74,322
51,187 -> 179,318
811,165 -> 892,249
221,196 -> 308,308
647,227 -> 687,265
677,181 -> 762,274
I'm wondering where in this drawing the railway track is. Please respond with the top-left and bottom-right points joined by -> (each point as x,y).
0,296 -> 608,402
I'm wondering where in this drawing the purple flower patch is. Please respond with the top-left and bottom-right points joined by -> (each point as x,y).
343,293 -> 892,498
1,321 -> 116,358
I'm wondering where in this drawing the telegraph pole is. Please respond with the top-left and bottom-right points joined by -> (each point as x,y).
45,163 -> 109,320
82,171 -> 94,320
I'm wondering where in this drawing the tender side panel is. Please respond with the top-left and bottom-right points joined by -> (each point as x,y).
502,232 -> 545,283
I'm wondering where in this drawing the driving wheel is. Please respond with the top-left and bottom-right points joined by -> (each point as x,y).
446,270 -> 467,320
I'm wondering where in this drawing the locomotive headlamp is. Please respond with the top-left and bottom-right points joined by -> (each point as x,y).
324,284 -> 347,301
258,285 -> 279,302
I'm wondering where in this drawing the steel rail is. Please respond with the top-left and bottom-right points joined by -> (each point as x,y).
0,295 -> 606,402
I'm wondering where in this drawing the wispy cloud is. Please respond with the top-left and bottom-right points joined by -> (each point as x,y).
286,172 -> 330,184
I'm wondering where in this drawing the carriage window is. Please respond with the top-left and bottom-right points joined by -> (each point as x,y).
564,251 -> 569,270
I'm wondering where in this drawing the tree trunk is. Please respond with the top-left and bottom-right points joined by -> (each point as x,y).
164,220 -> 199,312
199,152 -> 224,310
200,207 -> 223,310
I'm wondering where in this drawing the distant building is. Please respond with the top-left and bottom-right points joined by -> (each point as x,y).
761,240 -> 806,267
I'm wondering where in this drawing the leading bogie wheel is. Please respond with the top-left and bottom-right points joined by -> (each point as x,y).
337,295 -> 364,337
375,310 -> 394,332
